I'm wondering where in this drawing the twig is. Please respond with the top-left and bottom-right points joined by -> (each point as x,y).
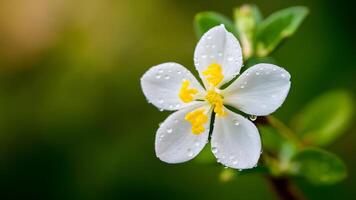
266,176 -> 306,200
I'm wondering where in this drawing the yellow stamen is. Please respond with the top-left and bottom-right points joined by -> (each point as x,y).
202,63 -> 224,86
205,90 -> 226,116
185,108 -> 208,135
179,80 -> 198,103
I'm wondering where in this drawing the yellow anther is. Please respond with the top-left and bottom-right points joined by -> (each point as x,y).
205,90 -> 226,116
185,108 -> 208,135
202,63 -> 224,86
179,80 -> 198,103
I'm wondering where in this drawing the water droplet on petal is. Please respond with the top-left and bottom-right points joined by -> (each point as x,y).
255,72 -> 260,76
249,115 -> 257,121
158,69 -> 164,73
158,99 -> 164,104
164,75 -> 170,80
187,148 -> 194,157
212,147 -> 218,154
202,55 -> 207,59
159,108 -> 164,112
167,128 -> 173,133
155,74 -> 161,79
233,160 -> 238,165
227,57 -> 234,62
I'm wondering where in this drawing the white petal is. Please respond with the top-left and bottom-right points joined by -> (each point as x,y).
211,109 -> 261,169
223,63 -> 291,116
155,103 -> 212,163
141,62 -> 205,111
194,25 -> 243,87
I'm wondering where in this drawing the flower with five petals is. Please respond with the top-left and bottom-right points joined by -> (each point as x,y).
141,25 -> 291,169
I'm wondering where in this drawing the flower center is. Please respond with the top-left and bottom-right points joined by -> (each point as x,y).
202,63 -> 224,87
205,90 -> 226,116
179,80 -> 198,103
184,108 -> 208,135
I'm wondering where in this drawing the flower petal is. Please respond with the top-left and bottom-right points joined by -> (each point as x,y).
141,62 -> 205,111
194,25 -> 243,87
211,109 -> 261,169
223,63 -> 291,116
155,103 -> 212,163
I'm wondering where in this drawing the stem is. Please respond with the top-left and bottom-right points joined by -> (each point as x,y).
256,116 -> 307,200
266,176 -> 306,200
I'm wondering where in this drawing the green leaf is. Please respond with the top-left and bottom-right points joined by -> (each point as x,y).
255,6 -> 309,56
234,4 -> 263,59
259,125 -> 298,173
194,11 -> 237,39
289,148 -> 347,185
292,90 -> 354,146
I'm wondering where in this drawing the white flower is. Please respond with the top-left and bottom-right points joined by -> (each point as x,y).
140,25 -> 291,169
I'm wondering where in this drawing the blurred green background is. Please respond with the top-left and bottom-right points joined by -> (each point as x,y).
0,0 -> 355,199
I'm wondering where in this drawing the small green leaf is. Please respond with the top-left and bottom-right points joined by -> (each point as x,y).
289,148 -> 347,185
259,125 -> 298,172
234,4 -> 262,59
292,90 -> 354,146
255,6 -> 309,56
194,11 -> 237,39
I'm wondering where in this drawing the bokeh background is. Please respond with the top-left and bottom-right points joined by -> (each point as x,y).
0,0 -> 355,199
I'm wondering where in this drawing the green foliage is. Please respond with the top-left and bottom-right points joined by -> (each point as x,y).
255,6 -> 309,56
292,90 -> 354,146
289,148 -> 347,185
194,12 -> 237,38
194,5 -> 308,58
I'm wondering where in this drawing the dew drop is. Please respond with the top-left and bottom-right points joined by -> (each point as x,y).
249,115 -> 257,121
227,57 -> 234,62
233,160 -> 238,165
164,75 -> 170,80
281,73 -> 286,78
177,70 -> 182,74
195,142 -> 200,147
212,147 -> 218,154
167,128 -> 173,133
158,99 -> 164,104
218,52 -> 223,57
158,69 -> 164,73
174,119 -> 179,124
240,85 -> 245,89
224,166 -> 229,169
255,72 -> 260,76
159,108 -> 164,112
202,54 -> 207,59
187,149 -> 194,157
207,35 -> 212,40
155,74 -> 161,79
